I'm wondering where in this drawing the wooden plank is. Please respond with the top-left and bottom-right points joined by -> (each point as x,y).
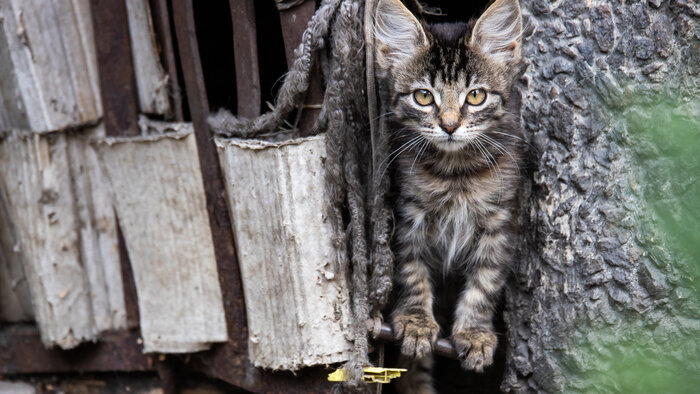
67,129 -> 127,333
96,126 -> 228,353
0,131 -> 94,349
0,128 -> 126,348
0,381 -> 35,394
0,182 -> 34,323
0,0 -> 101,132
125,0 -> 172,116
0,0 -> 173,132
0,24 -> 30,130
0,126 -> 125,328
0,133 -> 88,346
216,135 -> 354,370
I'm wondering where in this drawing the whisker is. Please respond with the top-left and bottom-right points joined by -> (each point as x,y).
410,139 -> 430,174
379,135 -> 421,168
372,111 -> 395,122
381,138 -> 424,179
487,129 -> 536,151
474,138 -> 504,203
386,126 -> 414,138
472,139 -> 494,176
501,109 -> 522,119
479,134 -> 522,174
379,136 -> 424,179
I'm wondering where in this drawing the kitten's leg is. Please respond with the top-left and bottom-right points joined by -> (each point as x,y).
392,258 -> 439,359
394,355 -> 436,394
392,204 -> 439,360
451,210 -> 513,372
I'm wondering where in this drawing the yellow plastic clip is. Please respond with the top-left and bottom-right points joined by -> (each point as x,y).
327,367 -> 408,384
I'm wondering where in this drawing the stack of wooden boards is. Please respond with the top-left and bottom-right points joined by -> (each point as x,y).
0,0 -> 226,353
0,0 -> 354,371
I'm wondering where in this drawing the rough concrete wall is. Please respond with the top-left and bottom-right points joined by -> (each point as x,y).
503,1 -> 700,392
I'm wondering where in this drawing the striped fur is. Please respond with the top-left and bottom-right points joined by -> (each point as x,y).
374,0 -> 523,391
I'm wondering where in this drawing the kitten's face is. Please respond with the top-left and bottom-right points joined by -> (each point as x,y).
375,0 -> 522,153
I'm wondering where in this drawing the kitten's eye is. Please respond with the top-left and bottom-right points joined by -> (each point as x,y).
466,89 -> 487,106
413,89 -> 434,106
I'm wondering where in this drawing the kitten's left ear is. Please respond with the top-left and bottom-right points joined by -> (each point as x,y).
374,0 -> 428,69
469,0 -> 523,65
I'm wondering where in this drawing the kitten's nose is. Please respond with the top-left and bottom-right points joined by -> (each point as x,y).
440,121 -> 458,135
440,113 -> 459,135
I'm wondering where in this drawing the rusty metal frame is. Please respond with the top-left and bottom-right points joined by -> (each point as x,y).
0,325 -> 153,374
91,0 -> 140,137
376,323 -> 458,359
230,0 -> 261,118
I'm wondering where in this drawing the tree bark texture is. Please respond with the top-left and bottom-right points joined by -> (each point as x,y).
503,1 -> 699,393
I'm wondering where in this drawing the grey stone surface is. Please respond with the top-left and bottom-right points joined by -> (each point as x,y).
503,1 -> 700,392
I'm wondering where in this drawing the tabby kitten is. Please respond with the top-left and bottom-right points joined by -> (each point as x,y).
374,0 -> 523,391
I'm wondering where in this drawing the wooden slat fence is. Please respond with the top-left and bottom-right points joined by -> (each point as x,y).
0,0 -> 337,392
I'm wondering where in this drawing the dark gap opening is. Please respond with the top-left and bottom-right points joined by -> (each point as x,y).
192,0 -> 237,115
254,0 -> 288,114
419,0 -> 492,24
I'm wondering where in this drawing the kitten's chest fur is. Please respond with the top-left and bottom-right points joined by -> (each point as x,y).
397,154 -> 507,274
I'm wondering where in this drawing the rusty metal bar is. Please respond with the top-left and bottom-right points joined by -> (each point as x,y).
171,0 -> 247,353
375,322 -> 459,360
91,0 -> 141,330
169,0 -> 252,389
0,325 -> 153,374
230,0 -> 261,118
155,355 -> 180,394
90,0 -> 140,137
149,0 -> 185,121
277,0 -> 323,136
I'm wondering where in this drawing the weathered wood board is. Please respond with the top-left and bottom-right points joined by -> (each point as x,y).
66,130 -> 126,333
97,126 -> 227,353
125,0 -> 172,116
0,128 -> 126,348
216,134 -> 354,370
0,0 -> 101,132
0,0 -> 171,133
0,381 -> 35,394
0,182 -> 34,323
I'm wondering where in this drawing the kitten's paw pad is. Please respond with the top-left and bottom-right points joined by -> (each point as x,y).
451,330 -> 497,373
393,314 -> 439,359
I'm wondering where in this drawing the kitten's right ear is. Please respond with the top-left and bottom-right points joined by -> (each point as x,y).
469,0 -> 523,65
374,0 -> 428,69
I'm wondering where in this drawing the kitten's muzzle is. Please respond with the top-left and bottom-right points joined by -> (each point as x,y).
440,112 -> 460,135
440,122 -> 458,135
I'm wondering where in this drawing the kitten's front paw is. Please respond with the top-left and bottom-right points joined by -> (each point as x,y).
393,313 -> 439,359
451,329 -> 497,373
